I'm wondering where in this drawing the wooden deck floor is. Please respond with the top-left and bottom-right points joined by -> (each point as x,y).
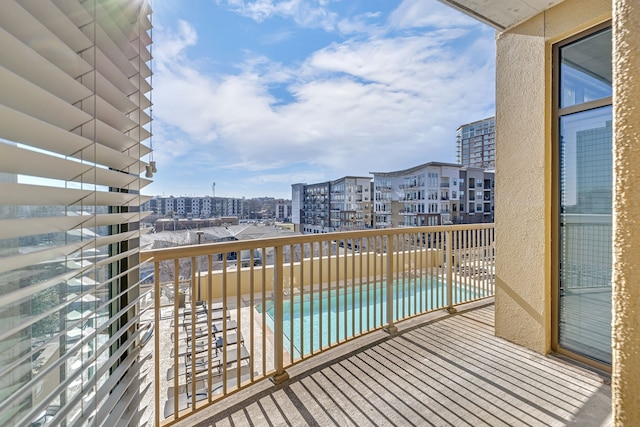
174,301 -> 611,427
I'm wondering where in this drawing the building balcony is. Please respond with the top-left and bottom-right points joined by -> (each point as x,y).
138,223 -> 610,426
174,302 -> 610,427
400,183 -> 419,190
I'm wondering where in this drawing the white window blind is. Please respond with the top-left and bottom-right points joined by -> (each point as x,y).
0,1 -> 153,426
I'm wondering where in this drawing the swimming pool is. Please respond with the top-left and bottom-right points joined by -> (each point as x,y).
258,276 -> 482,357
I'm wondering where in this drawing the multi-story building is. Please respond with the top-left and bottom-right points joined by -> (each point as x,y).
225,197 -> 243,218
293,177 -> 372,234
175,197 -> 191,217
372,162 -> 492,227
164,197 -> 176,216
372,173 -> 403,228
330,176 -> 372,231
291,183 -> 305,232
275,199 -> 292,222
458,167 -> 495,224
151,196 -> 245,218
0,1 -> 152,425
298,181 -> 331,233
456,117 -> 496,168
201,196 -> 213,217
141,197 -> 160,215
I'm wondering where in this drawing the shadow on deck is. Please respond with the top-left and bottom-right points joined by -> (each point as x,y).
175,300 -> 611,427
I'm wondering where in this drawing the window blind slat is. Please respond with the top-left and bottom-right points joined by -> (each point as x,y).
17,0 -> 92,53
0,65 -> 92,131
0,228 -> 142,278
0,211 -> 148,241
81,48 -> 137,97
0,181 -> 149,207
0,145 -> 150,192
0,27 -> 92,104
0,0 -> 93,78
0,1 -> 152,425
83,95 -> 139,135
92,71 -> 138,116
0,105 -> 148,173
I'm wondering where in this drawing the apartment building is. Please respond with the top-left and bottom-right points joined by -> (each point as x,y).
151,196 -> 244,218
0,1 -> 152,425
275,199 -> 292,222
292,177 -> 372,234
329,176 -> 372,231
456,117 -> 496,168
372,162 -> 493,227
372,173 -> 403,229
458,167 -> 495,223
291,183 -> 305,232
298,181 -> 330,233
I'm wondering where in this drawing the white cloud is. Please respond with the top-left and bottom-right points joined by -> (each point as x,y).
336,10 -> 386,35
217,0 -> 339,31
261,29 -> 296,45
254,170 -> 327,184
149,3 -> 495,197
153,20 -> 197,65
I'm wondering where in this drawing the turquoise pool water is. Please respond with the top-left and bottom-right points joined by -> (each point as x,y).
258,276 -> 483,357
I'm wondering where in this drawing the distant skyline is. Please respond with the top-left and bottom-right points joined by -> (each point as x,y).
147,0 -> 496,199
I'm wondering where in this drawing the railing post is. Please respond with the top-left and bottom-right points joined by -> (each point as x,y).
385,234 -> 397,334
446,228 -> 457,314
272,244 -> 290,384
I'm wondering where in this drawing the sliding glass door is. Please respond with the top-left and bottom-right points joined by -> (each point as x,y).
556,27 -> 612,365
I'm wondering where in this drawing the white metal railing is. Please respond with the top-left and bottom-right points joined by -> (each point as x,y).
140,223 -> 495,425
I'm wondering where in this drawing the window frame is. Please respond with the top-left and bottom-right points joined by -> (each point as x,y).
551,21 -> 612,373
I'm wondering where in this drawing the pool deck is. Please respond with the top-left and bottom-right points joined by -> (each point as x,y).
172,299 -> 612,427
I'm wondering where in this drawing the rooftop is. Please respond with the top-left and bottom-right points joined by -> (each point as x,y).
371,161 -> 463,177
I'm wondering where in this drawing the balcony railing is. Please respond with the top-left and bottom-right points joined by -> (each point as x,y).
140,224 -> 495,425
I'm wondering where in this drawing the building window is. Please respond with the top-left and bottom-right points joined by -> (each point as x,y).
555,25 -> 612,366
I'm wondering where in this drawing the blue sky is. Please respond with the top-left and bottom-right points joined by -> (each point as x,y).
147,0 -> 496,199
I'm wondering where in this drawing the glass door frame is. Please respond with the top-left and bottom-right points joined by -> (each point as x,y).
551,21 -> 612,373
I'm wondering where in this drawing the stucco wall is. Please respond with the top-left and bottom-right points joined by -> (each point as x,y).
197,248 -> 445,299
612,0 -> 640,423
494,0 -> 610,353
